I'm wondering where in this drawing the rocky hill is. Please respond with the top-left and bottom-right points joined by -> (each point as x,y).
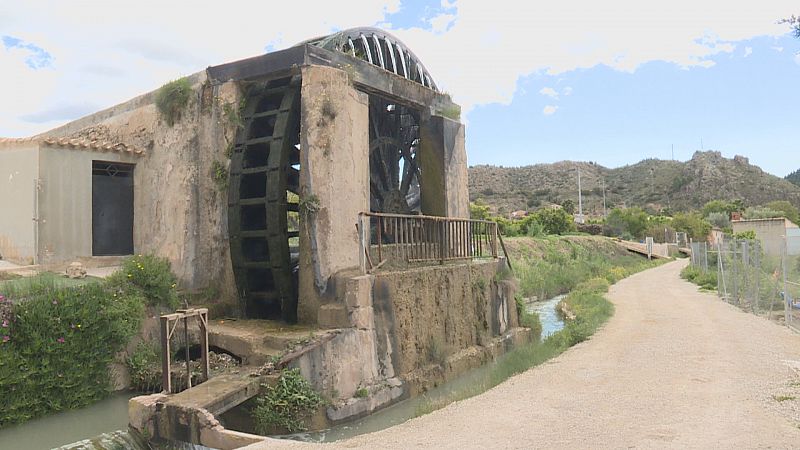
469,151 -> 800,216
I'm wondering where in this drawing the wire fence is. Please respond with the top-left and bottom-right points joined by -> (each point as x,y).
690,235 -> 800,333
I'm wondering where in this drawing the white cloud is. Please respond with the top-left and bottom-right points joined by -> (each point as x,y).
562,86 -> 573,96
744,46 -> 753,57
543,105 -> 558,115
0,0 -> 797,136
539,87 -> 559,99
772,46 -> 785,52
393,1 -> 796,111
428,13 -> 456,33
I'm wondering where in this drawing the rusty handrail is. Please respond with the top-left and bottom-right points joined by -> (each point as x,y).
358,212 -> 499,272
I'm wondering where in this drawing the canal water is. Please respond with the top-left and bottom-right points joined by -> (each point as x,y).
525,294 -> 566,338
0,393 -> 135,450
3,297 -> 566,448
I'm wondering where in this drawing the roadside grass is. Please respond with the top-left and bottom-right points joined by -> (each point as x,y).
0,272 -> 101,298
680,265 -> 717,291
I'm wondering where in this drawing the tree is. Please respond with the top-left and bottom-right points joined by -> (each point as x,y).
560,199 -> 576,215
781,16 -> 800,38
743,206 -> 785,220
672,212 -> 711,241
605,207 -> 649,240
531,208 -> 575,235
470,199 -> 491,220
706,212 -> 731,230
701,200 -> 740,218
764,200 -> 800,225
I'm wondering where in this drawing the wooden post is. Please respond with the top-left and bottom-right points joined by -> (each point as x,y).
160,316 -> 171,394
199,311 -> 209,382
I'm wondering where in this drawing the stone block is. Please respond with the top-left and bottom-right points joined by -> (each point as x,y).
66,261 -> 86,279
344,275 -> 374,310
349,306 -> 374,330
317,304 -> 350,329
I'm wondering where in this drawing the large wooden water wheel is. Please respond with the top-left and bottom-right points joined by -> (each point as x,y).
228,76 -> 301,321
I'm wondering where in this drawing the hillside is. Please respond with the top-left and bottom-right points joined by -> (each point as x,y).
469,151 -> 800,216
787,169 -> 800,187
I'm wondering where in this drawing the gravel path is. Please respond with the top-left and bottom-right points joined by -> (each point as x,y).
255,260 -> 800,449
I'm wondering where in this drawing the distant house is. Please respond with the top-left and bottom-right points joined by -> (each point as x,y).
731,217 -> 800,256
510,210 -> 528,220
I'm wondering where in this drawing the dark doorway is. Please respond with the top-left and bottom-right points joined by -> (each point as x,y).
92,161 -> 134,256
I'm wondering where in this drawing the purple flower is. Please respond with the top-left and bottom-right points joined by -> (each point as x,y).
57,337 -> 65,343
2,336 -> 9,343
2,320 -> 7,327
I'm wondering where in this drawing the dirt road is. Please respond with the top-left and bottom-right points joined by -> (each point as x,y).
259,260 -> 800,449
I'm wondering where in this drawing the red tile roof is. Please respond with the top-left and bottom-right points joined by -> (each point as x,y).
0,136 -> 146,156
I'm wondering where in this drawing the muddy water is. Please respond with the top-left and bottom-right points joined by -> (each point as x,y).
278,295 -> 566,444
0,393 -> 135,450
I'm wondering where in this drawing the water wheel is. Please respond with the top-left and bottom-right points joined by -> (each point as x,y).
228,76 -> 301,321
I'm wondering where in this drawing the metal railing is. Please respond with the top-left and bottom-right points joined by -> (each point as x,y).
358,212 -> 499,271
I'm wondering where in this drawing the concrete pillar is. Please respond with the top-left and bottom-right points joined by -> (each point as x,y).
297,65 -> 370,324
418,115 -> 469,218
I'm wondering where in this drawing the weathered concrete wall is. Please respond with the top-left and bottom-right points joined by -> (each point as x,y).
0,145 -> 38,264
291,258 -> 523,424
40,72 -> 239,298
37,147 -> 137,263
297,65 -> 370,324
418,115 -> 469,218
732,218 -> 797,256
371,260 -> 517,389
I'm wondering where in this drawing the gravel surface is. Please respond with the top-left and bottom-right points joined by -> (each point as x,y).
252,260 -> 800,449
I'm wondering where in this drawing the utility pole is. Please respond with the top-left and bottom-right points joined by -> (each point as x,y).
602,177 -> 607,218
671,144 -> 674,161
577,167 -> 584,224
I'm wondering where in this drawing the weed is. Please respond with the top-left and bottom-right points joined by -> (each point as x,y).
127,341 -> 162,393
252,368 -> 324,434
354,387 -> 369,398
155,78 -> 192,126
222,100 -> 245,130
299,194 -> 321,218
211,160 -> 228,190
224,142 -> 235,159
437,105 -> 461,121
773,395 -> 796,402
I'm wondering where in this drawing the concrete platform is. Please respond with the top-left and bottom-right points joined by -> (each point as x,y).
207,319 -> 324,365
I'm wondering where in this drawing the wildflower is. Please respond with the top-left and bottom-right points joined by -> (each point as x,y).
57,337 -> 65,343
76,324 -> 81,329
2,336 -> 9,343
2,320 -> 7,328
52,299 -> 58,305
127,274 -> 133,278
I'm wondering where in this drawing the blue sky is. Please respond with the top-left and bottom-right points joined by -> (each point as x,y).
1,1 -> 798,176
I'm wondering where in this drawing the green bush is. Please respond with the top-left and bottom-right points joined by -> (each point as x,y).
681,265 -> 717,290
126,341 -> 162,393
155,77 -> 192,126
252,368 -> 324,434
107,254 -> 180,308
0,284 -> 143,427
